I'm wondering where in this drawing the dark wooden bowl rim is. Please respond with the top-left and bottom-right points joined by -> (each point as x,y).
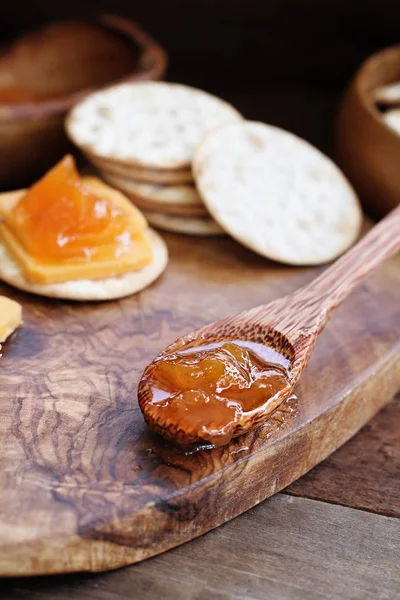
353,44 -> 400,141
0,13 -> 167,121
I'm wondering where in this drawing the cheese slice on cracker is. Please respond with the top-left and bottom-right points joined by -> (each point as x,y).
0,229 -> 167,301
0,179 -> 153,285
0,171 -> 168,301
0,296 -> 22,349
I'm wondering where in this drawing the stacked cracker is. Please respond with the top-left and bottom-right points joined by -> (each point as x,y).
67,81 -> 362,265
66,82 -> 243,236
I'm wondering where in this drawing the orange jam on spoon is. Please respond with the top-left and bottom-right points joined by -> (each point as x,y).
0,155 -> 153,283
139,341 -> 291,447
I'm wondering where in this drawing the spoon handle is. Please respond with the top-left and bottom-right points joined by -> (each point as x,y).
304,203 -> 400,319
228,205 -> 400,346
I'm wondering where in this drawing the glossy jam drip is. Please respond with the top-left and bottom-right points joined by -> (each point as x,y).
7,155 -> 130,261
141,340 -> 291,447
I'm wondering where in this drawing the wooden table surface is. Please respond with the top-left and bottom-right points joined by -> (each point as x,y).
1,395 -> 399,599
1,86 -> 399,599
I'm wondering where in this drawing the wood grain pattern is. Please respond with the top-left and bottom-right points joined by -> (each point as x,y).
1,495 -> 399,599
288,391 -> 400,517
0,229 -> 399,576
138,206 -> 400,446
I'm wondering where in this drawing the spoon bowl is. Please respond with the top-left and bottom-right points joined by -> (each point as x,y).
138,319 -> 295,446
139,204 -> 400,447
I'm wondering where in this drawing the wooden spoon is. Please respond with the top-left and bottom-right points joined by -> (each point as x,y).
138,205 -> 400,446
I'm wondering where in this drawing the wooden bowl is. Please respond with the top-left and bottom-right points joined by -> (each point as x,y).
0,14 -> 167,189
335,45 -> 400,219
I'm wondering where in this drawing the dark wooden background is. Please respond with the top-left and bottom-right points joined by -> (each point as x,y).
2,0 -> 400,161
2,0 -> 400,121
2,0 -> 400,86
2,0 -> 400,175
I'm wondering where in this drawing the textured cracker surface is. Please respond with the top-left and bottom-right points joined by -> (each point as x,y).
67,82 -> 243,169
194,121 -> 363,265
0,229 -> 168,301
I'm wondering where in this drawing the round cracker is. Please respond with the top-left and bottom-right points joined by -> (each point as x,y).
143,211 -> 224,236
0,229 -> 168,301
91,155 -> 194,184
66,81 -> 243,170
101,172 -> 208,217
194,121 -> 362,266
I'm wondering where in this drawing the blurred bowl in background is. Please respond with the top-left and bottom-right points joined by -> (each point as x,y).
0,13 -> 167,189
336,45 -> 400,219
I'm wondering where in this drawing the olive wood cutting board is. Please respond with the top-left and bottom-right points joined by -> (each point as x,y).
0,228 -> 399,576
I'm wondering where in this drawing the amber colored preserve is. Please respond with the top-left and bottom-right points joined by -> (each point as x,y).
5,155 -> 131,261
140,340 -> 291,447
